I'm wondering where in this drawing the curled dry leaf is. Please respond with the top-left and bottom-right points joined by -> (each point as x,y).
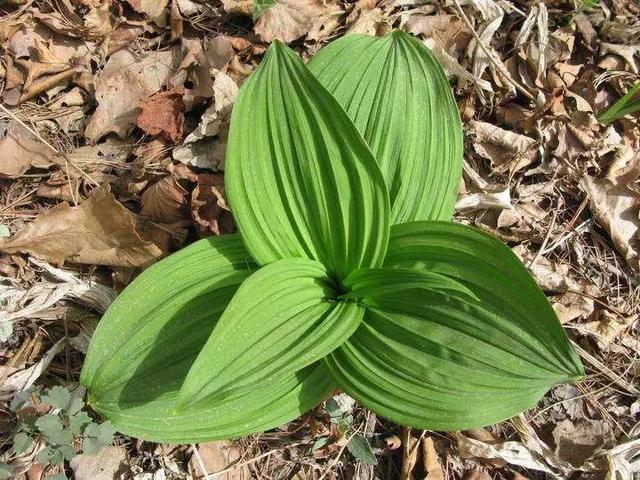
456,433 -> 558,476
581,146 -> 640,270
0,341 -> 64,401
422,437 -> 444,480
137,89 -> 186,142
456,188 -> 512,211
191,174 -> 235,236
173,72 -> 237,169
0,121 -> 53,176
141,175 -> 189,223
468,120 -> 538,174
85,48 -> 181,142
0,186 -> 168,267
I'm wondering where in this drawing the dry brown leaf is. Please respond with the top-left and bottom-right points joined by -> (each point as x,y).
469,120 -> 538,174
552,420 -> 615,466
401,427 -> 418,480
221,0 -> 253,15
0,121 -> 53,176
190,441 -> 248,480
83,2 -> 115,37
553,289 -> 596,324
254,0 -> 328,43
126,0 -> 169,22
306,1 -> 344,43
404,14 -> 470,55
0,341 -> 64,401
457,433 -> 557,475
70,446 -> 129,480
600,43 -> 640,74
581,146 -> 640,270
422,437 -> 444,480
191,174 -> 234,236
173,72 -> 237,169
345,0 -> 389,36
581,311 -> 638,348
137,89 -> 185,142
456,188 -> 512,211
141,176 -> 189,223
0,186 -> 167,267
513,245 -> 577,291
462,467 -> 492,480
85,48 -> 181,142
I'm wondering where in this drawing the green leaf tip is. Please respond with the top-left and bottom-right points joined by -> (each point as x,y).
82,29 -> 583,442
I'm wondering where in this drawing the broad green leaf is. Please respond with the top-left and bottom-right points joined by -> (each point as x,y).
81,235 -> 254,396
326,221 -> 584,430
177,258 -> 364,409
81,236 -> 334,443
226,40 -> 389,281
342,267 -> 478,302
92,362 -> 333,444
308,31 -> 463,224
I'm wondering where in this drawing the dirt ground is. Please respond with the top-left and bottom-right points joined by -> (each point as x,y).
0,0 -> 639,479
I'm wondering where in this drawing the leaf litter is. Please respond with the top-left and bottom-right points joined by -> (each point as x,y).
0,0 -> 639,479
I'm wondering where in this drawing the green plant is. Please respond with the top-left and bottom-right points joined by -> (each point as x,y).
7,386 -> 114,470
81,31 -> 583,443
598,81 -> 640,123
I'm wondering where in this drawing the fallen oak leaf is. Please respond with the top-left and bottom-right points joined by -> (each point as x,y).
85,48 -> 181,142
137,89 -> 185,142
0,185 -> 167,267
581,146 -> 640,270
0,121 -> 53,176
468,120 -> 538,174
254,0 -> 330,43
141,175 -> 189,223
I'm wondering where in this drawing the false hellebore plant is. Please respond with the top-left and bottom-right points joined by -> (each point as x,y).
81,31 -> 584,443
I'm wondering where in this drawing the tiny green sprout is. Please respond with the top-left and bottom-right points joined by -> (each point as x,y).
81,30 -> 583,444
598,82 -> 640,124
0,463 -> 11,480
8,386 -> 114,469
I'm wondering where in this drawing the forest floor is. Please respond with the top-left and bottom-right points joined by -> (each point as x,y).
0,0 -> 639,479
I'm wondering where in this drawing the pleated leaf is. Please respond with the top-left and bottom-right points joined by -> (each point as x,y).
226,40 -> 389,281
91,362 -> 333,444
176,258 -> 364,410
326,221 -> 584,430
308,31 -> 463,224
81,236 -> 333,443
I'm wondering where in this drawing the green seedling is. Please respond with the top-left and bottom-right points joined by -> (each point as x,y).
81,31 -> 583,444
598,81 -> 640,123
7,386 -> 114,473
